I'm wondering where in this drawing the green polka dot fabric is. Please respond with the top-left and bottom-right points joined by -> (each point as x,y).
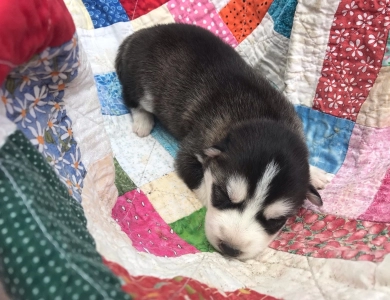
0,130 -> 131,300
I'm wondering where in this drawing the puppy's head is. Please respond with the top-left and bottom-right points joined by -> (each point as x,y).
197,120 -> 322,260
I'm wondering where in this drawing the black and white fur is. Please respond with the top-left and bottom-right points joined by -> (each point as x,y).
115,24 -> 330,260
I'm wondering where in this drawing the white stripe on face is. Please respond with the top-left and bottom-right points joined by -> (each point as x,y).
227,175 -> 248,204
250,160 -> 280,210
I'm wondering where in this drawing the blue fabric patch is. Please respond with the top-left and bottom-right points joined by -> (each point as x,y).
1,36 -> 86,202
295,105 -> 355,174
82,0 -> 129,28
151,121 -> 179,158
94,72 -> 130,116
268,0 -> 298,38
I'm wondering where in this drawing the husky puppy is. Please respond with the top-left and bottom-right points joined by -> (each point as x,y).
115,23 -> 328,260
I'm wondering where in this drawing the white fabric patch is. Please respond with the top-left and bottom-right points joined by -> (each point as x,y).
63,42 -> 112,170
236,13 -> 290,91
0,114 -> 17,149
284,0 -> 340,106
209,0 -> 230,12
76,22 -> 134,74
102,114 -> 174,187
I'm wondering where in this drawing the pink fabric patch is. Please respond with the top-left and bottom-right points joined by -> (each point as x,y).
270,208 -> 390,262
311,124 -> 390,221
167,0 -> 238,48
112,189 -> 199,257
359,168 -> 390,222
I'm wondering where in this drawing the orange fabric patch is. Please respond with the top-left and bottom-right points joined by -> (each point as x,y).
219,0 -> 273,43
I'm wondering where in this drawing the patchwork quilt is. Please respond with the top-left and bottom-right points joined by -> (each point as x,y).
1,0 -> 390,299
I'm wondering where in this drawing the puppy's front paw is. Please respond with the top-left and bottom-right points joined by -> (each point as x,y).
132,108 -> 154,137
310,165 -> 334,190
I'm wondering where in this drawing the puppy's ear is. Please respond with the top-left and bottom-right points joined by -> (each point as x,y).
306,184 -> 323,206
203,146 -> 223,158
203,135 -> 230,158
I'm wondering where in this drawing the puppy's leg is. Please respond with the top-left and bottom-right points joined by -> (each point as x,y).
310,165 -> 335,189
131,107 -> 154,137
127,89 -> 155,138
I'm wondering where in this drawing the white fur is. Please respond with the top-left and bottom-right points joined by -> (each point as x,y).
263,200 -> 294,220
131,107 -> 154,137
227,175 -> 248,204
203,161 -> 280,260
139,91 -> 154,113
310,165 -> 334,189
252,160 -> 280,208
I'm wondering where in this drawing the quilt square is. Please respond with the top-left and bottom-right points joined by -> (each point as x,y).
82,0 -> 130,28
295,105 -> 354,174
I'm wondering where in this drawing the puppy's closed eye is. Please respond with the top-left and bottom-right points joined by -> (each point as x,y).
259,216 -> 287,234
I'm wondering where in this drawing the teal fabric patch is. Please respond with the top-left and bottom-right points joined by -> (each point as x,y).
268,0 -> 298,38
151,121 -> 179,158
295,105 -> 355,174
0,131 -> 131,300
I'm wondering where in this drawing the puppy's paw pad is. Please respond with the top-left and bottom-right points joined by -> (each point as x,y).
310,165 -> 334,190
132,113 -> 154,138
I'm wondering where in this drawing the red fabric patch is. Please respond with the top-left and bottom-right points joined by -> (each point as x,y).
358,168 -> 390,222
312,0 -> 390,121
0,0 -> 75,84
119,0 -> 169,20
270,208 -> 390,262
219,0 -> 273,43
104,258 -> 281,299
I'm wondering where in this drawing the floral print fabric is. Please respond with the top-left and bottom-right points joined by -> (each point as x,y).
0,35 -> 86,202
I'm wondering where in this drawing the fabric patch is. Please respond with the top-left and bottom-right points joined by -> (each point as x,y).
102,114 -> 175,187
167,0 -> 238,47
140,172 -> 203,224
267,0 -> 297,38
383,32 -> 390,66
312,0 -> 390,121
283,0 -> 341,107
104,259 -> 279,300
295,105 -> 354,174
95,72 -> 129,116
271,208 -> 390,262
82,0 -> 130,28
120,0 -> 169,19
114,157 -> 136,196
1,35 -> 86,202
235,13 -> 290,91
313,124 -> 390,221
170,207 -> 216,252
77,22 -> 134,74
131,3 -> 176,31
358,168 -> 390,222
64,0 -> 95,30
0,131 -> 130,300
219,0 -> 273,43
356,67 -> 390,128
112,189 -> 199,257
150,121 -> 179,158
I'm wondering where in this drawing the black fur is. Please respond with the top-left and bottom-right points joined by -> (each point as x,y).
115,23 -> 320,233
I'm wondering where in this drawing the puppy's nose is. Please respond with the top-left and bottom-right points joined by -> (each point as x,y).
219,241 -> 241,257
